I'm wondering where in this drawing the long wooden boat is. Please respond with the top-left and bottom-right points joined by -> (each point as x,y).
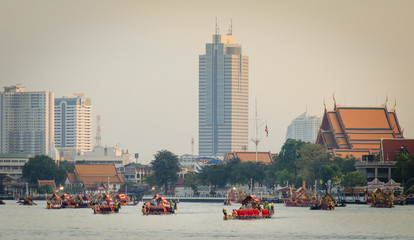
223,195 -> 274,220
310,193 -> 335,210
370,188 -> 394,208
142,194 -> 176,215
46,193 -> 62,209
92,204 -> 120,214
92,194 -> 121,214
20,196 -> 35,205
283,187 -> 316,207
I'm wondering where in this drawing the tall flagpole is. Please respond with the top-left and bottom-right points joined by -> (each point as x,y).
251,98 -> 260,163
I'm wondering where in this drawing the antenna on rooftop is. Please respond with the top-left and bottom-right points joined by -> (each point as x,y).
95,115 -> 102,147
228,19 -> 233,35
215,17 -> 220,35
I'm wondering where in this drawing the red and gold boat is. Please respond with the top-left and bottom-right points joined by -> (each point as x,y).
223,195 -> 274,220
142,194 -> 176,215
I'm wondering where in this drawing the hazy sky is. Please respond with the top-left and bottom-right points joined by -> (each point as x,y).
1,0 -> 413,163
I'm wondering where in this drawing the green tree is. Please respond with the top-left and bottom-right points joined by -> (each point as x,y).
275,169 -> 295,187
318,164 -> 341,192
184,171 -> 200,195
22,155 -> 63,184
392,153 -> 414,193
334,156 -> 356,175
38,184 -> 54,194
295,144 -> 329,184
244,162 -> 266,192
150,150 -> 181,195
144,173 -> 158,188
264,162 -> 278,191
341,171 -> 366,193
199,164 -> 228,193
276,139 -> 306,176
226,158 -> 246,185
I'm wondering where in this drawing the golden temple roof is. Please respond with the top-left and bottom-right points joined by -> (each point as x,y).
317,104 -> 404,159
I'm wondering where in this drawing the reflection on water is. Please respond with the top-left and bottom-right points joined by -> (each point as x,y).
0,200 -> 413,240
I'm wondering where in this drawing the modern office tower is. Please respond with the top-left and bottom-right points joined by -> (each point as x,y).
55,95 -> 92,154
286,111 -> 321,143
0,85 -> 54,155
199,28 -> 249,156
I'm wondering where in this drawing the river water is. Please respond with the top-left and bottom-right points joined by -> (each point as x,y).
0,200 -> 413,240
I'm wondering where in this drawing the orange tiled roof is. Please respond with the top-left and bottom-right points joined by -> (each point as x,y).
66,172 -> 77,184
347,133 -> 394,141
322,132 -> 336,148
38,180 -> 56,188
337,108 -> 390,129
351,143 -> 381,150
117,173 -> 125,183
388,112 -> 402,136
317,104 -> 404,160
328,112 -> 343,134
337,138 -> 348,146
75,164 -> 117,175
78,175 -> 123,184
74,164 -> 122,184
227,151 -> 272,163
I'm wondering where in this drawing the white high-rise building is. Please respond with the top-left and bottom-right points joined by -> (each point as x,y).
55,95 -> 92,153
199,29 -> 249,156
285,111 -> 321,143
0,85 -> 54,155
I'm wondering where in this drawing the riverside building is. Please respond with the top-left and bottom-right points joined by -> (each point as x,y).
0,85 -> 54,155
55,95 -> 93,154
198,26 -> 249,156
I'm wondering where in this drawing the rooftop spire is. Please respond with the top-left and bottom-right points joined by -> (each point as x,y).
227,19 -> 233,35
215,17 -> 220,35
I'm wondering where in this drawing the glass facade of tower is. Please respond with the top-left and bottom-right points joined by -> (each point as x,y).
199,34 -> 249,156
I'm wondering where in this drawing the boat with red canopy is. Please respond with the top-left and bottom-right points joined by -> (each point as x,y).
46,193 -> 62,209
92,194 -> 121,214
115,193 -> 128,205
223,195 -> 274,220
142,194 -> 176,215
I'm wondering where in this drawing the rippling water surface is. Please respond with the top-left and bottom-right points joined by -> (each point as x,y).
1,200 -> 413,240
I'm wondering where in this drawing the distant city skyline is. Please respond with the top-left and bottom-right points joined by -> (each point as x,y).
286,111 -> 321,143
1,1 -> 413,163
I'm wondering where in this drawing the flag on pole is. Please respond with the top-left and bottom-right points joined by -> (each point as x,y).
265,124 -> 268,137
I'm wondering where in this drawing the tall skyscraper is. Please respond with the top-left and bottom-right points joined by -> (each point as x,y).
286,111 -> 321,143
0,85 -> 54,155
199,27 -> 249,156
55,95 -> 93,154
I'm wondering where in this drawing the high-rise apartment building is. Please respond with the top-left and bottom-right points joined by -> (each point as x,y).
0,85 -> 54,155
199,30 -> 249,156
55,95 -> 92,153
286,111 -> 321,143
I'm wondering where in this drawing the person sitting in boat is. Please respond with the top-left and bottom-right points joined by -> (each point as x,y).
246,200 -> 252,209
263,201 -> 270,210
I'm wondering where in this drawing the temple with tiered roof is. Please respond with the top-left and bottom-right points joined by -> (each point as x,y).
316,99 -> 403,160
